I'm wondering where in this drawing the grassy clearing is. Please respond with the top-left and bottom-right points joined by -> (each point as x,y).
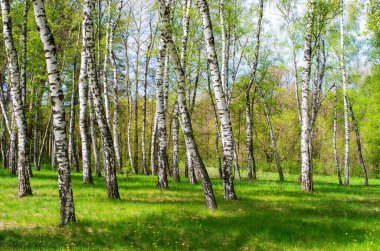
0,167 -> 379,250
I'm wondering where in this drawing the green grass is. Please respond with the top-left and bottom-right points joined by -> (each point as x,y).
0,167 -> 379,250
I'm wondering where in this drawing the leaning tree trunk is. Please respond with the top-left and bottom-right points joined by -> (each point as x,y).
340,0 -> 350,186
33,0 -> 75,225
300,0 -> 315,192
1,0 -> 32,197
333,85 -> 343,185
160,0 -> 217,209
83,0 -> 120,199
37,111 -> 52,169
196,0 -> 236,200
348,101 -> 369,186
78,25 -> 93,183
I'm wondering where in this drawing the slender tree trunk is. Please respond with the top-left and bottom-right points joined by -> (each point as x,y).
33,0 -> 76,224
69,25 -> 80,173
154,0 -> 170,189
207,69 -> 222,179
340,0 -> 350,186
83,0 -> 119,199
38,111 -> 52,168
111,51 -> 122,174
89,95 -> 101,177
257,86 -> 284,181
348,101 -> 368,185
300,0 -> 315,192
9,118 -> 16,175
245,0 -> 263,181
79,24 -> 93,183
196,0 -> 236,199
142,25 -> 154,176
150,114 -> 157,175
102,0 -> 111,128
33,88 -> 43,171
1,0 -> 32,196
51,134 -> 56,171
333,85 -> 343,185
160,0 -> 217,208
172,101 -> 180,182
21,0 -> 32,178
134,35 -> 140,175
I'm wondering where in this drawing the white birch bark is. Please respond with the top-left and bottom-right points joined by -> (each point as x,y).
83,0 -> 120,198
69,25 -> 80,173
196,0 -> 236,199
340,0 -> 350,186
155,0 -> 170,189
1,0 -> 32,197
333,85 -> 343,185
111,51 -> 122,174
159,0 -> 217,208
32,0 -> 75,224
78,24 -> 93,183
300,0 -> 315,192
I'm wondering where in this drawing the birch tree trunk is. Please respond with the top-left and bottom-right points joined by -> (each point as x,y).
38,111 -> 52,169
111,51 -> 122,174
300,0 -> 315,192
180,0 -> 197,184
33,88 -> 43,171
154,0 -> 170,189
340,0 -> 350,186
245,0 -> 263,180
172,101 -> 180,182
348,101 -> 369,186
33,0 -> 75,224
83,0 -> 120,199
8,119 -> 17,175
69,26 -> 80,173
196,0 -> 236,199
142,25 -> 154,176
257,86 -> 284,181
159,0 -> 217,209
102,0 -> 111,128
333,85 -> 343,185
89,95 -> 101,177
123,36 -> 135,171
78,25 -> 93,183
1,0 -> 32,197
207,68 -> 223,179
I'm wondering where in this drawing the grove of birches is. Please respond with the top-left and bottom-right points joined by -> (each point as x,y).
0,0 -> 379,248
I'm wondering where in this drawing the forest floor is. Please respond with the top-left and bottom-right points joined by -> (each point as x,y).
0,167 -> 379,250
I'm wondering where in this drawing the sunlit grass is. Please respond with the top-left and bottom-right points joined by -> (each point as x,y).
0,167 -> 379,250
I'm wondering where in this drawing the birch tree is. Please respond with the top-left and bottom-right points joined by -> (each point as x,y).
196,0 -> 237,199
300,0 -> 315,191
83,0 -> 120,198
1,0 -> 32,197
339,0 -> 350,186
32,0 -> 75,224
